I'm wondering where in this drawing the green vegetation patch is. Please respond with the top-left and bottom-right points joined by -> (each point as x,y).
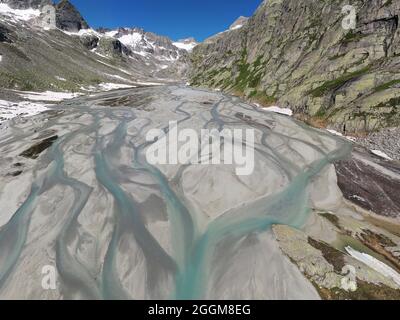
319,212 -> 342,230
309,66 -> 371,97
308,238 -> 346,272
233,51 -> 266,91
373,97 -> 400,109
307,236 -> 400,300
373,79 -> 400,92
342,31 -> 368,44
328,53 -> 347,61
248,90 -> 277,106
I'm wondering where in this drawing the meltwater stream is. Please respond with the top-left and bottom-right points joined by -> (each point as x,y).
0,86 -> 352,299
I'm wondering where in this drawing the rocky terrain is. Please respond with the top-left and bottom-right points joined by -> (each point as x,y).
1,0 -> 52,9
356,127 -> 400,160
55,0 -> 89,32
190,0 -> 400,133
96,27 -> 190,80
335,148 -> 400,218
0,0 -> 190,93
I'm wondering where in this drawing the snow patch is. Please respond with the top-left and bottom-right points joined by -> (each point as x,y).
258,104 -> 293,116
98,83 -> 136,91
230,24 -> 243,30
0,99 -> 48,124
0,3 -> 40,22
105,74 -> 129,81
135,81 -> 164,86
91,49 -> 108,59
118,32 -> 143,47
173,41 -> 197,52
105,30 -> 118,38
346,246 -> 400,286
350,195 -> 367,203
132,50 -> 150,57
327,129 -> 344,137
63,28 -> 100,37
371,150 -> 393,161
326,129 -> 356,142
17,91 -> 80,102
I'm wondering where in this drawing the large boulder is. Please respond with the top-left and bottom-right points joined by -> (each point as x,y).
80,34 -> 99,50
97,37 -> 130,57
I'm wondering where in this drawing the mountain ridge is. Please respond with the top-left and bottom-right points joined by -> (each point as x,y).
0,0 -> 192,91
190,0 -> 400,133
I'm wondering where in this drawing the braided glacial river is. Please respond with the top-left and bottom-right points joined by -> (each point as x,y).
0,86 -> 352,299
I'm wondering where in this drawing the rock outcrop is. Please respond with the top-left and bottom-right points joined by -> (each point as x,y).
273,224 -> 400,300
79,33 -> 99,50
0,25 -> 12,43
112,27 -> 187,60
97,37 -> 127,57
190,0 -> 400,132
0,0 -> 52,9
55,0 -> 89,32
335,147 -> 400,218
177,37 -> 197,45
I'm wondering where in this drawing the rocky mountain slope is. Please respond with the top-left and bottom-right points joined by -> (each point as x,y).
55,0 -> 89,31
190,0 -> 400,133
0,0 -> 190,92
95,27 -> 190,79
1,0 -> 52,9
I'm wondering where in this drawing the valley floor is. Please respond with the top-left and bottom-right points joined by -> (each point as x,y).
0,85 -> 399,300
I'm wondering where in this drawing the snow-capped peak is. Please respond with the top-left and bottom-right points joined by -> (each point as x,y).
0,3 -> 40,22
173,38 -> 198,52
229,16 -> 248,31
117,30 -> 145,47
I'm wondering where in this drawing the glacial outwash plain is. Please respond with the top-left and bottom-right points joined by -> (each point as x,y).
0,0 -> 400,300
0,86 -> 399,300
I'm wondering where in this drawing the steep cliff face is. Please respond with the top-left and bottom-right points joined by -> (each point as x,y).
190,0 -> 400,133
55,0 -> 89,32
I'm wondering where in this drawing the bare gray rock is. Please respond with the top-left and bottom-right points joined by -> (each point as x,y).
356,127 -> 400,160
190,0 -> 400,133
97,37 -> 125,57
0,0 -> 52,9
55,0 -> 89,32
335,148 -> 400,218
79,33 -> 99,50
0,24 -> 12,43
